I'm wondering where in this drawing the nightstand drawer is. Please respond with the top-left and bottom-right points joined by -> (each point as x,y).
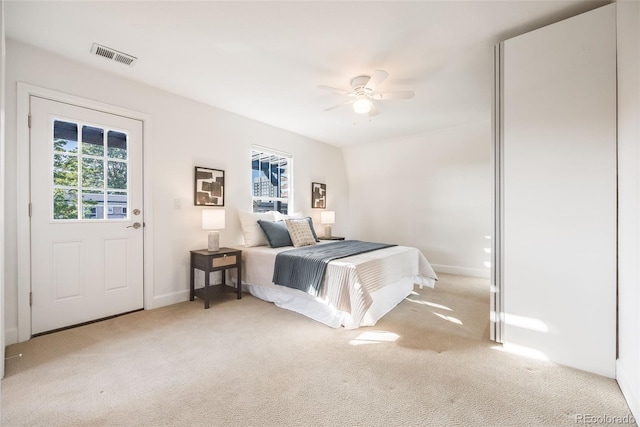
212,255 -> 237,268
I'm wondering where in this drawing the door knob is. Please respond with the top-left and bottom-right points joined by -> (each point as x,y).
127,222 -> 142,229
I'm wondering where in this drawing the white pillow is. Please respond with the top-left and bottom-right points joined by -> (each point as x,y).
274,211 -> 303,221
238,210 -> 276,247
285,218 -> 317,248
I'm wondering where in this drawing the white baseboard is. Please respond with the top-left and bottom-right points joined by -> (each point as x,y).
431,264 -> 490,279
5,327 -> 18,346
616,359 -> 640,421
150,284 -> 236,309
151,290 -> 190,309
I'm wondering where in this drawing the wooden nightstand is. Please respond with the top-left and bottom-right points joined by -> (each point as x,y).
318,236 -> 345,241
190,247 -> 242,309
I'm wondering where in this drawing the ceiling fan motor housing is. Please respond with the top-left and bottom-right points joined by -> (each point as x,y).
350,75 -> 371,90
351,75 -> 378,101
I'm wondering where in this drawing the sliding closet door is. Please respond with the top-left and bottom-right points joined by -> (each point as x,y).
500,4 -> 616,377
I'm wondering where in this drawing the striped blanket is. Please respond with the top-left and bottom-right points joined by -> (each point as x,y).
272,240 -> 395,295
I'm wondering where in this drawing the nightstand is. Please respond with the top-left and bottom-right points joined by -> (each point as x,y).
190,247 -> 242,309
318,236 -> 345,241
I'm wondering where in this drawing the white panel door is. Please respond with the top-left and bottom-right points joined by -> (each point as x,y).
30,96 -> 144,334
500,4 -> 616,377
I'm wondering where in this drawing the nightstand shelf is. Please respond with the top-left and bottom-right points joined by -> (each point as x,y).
190,247 -> 242,309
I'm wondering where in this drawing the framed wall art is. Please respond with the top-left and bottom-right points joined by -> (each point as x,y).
194,166 -> 225,206
311,182 -> 326,209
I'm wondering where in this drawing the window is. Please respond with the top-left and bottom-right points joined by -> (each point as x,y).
52,120 -> 129,221
251,148 -> 291,214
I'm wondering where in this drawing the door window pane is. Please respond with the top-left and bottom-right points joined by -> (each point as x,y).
53,121 -> 78,153
53,188 -> 78,220
107,161 -> 127,190
81,190 -> 103,219
82,125 -> 104,156
82,158 -> 104,188
107,191 -> 128,219
53,154 -> 78,186
107,130 -> 127,160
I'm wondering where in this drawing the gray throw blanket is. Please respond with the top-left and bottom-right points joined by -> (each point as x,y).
272,240 -> 396,295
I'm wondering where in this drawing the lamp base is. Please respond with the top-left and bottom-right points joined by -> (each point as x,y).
208,231 -> 220,252
324,225 -> 332,238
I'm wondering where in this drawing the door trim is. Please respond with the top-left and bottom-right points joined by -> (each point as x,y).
490,43 -> 504,343
16,82 -> 155,343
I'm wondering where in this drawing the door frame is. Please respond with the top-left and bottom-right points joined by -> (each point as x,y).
16,82 -> 154,343
491,43 -> 504,343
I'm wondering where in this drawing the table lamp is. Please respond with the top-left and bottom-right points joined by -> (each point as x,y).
321,211 -> 335,238
202,209 -> 225,251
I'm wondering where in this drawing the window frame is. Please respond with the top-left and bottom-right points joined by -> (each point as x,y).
251,145 -> 293,214
51,119 -> 130,222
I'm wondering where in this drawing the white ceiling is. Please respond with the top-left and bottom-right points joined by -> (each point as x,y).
5,0 -> 608,147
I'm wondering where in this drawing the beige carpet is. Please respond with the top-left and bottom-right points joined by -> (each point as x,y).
2,274 -> 635,427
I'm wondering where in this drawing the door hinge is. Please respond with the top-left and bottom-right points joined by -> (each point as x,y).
28,203 -> 32,217
28,114 -> 31,129
29,292 -> 32,307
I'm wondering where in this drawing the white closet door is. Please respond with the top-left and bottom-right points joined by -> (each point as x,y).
500,4 -> 616,377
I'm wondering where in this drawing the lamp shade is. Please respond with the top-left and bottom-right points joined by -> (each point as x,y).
321,211 -> 335,225
202,209 -> 225,230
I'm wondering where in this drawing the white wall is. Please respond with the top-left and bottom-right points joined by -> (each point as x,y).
3,40 -> 348,343
343,120 -> 492,278
616,0 -> 640,418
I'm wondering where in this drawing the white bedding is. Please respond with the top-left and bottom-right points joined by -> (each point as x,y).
232,243 -> 438,329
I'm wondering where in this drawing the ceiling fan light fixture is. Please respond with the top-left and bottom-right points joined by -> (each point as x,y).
353,96 -> 373,114
320,70 -> 412,115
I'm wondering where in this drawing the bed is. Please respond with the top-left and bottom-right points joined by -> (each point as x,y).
231,241 -> 438,329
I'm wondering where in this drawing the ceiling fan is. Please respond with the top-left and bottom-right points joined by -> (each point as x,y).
319,70 -> 415,116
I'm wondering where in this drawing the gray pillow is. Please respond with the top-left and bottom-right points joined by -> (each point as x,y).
257,220 -> 293,248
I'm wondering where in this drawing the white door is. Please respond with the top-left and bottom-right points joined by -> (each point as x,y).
30,96 -> 144,335
498,4 -> 616,377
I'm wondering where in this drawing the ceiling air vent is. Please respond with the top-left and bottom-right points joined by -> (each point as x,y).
90,43 -> 137,67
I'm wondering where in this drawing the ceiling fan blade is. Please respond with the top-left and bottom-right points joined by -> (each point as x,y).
365,70 -> 389,91
318,85 -> 352,96
379,91 -> 415,100
323,99 -> 354,111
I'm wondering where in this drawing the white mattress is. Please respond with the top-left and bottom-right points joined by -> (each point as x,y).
232,243 -> 437,329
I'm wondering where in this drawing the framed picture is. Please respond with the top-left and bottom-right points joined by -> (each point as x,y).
194,166 -> 225,206
311,182 -> 326,209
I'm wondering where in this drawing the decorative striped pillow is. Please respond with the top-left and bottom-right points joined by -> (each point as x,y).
285,218 -> 317,248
